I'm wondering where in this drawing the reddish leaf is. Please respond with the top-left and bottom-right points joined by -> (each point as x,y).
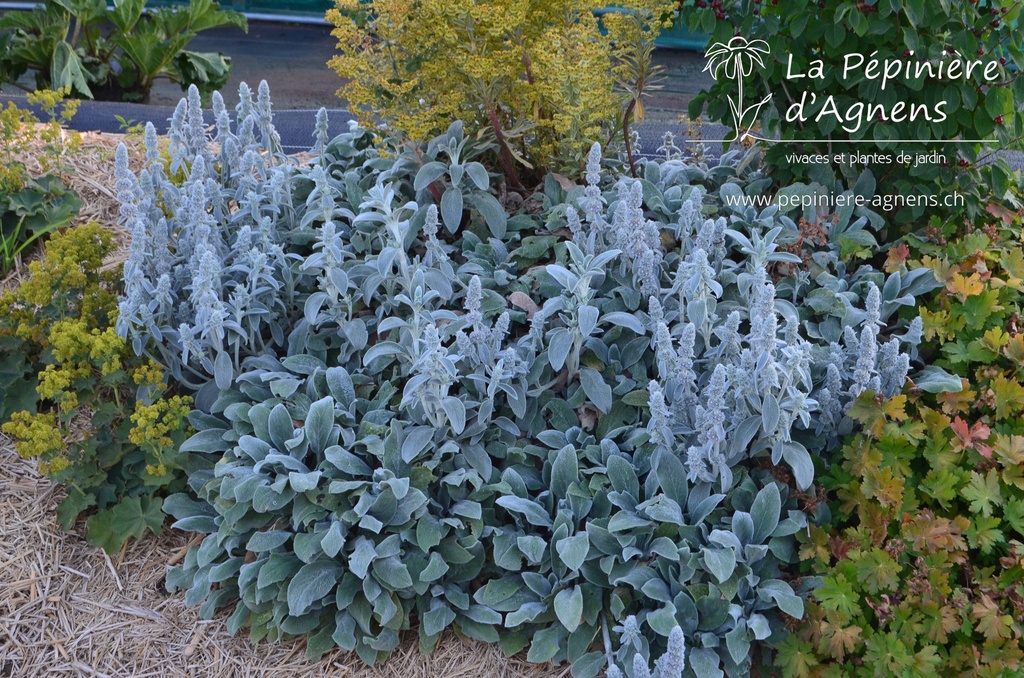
985,201 -> 1017,225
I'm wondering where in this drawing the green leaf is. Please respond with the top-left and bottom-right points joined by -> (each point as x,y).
911,366 -> 963,393
550,444 -> 579,499
962,469 -> 1003,518
517,535 -> 547,564
751,483 -> 781,543
51,41 -> 93,98
471,192 -> 507,239
286,561 -> 343,616
304,396 -> 335,454
555,533 -> 589,572
554,585 -> 584,632
372,556 -> 414,590
422,604 -> 456,637
416,515 -> 445,552
85,496 -> 164,554
690,647 -> 725,678
703,547 -> 736,584
726,623 -> 751,665
527,625 -> 563,663
759,579 -> 805,618
781,442 -> 814,491
419,552 -> 449,582
579,367 -> 612,414
107,0 -> 145,33
347,538 -> 376,579
246,531 -> 291,553
440,186 -> 463,233
414,162 -> 448,191
814,575 -> 861,617
56,487 -> 96,530
441,396 -> 466,434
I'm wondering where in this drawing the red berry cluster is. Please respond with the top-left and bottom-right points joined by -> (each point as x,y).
695,0 -> 727,19
856,2 -> 877,11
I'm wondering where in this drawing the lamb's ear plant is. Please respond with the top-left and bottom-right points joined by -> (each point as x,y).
120,85 -> 942,675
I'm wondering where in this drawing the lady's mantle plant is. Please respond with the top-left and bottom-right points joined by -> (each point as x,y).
117,84 -> 941,677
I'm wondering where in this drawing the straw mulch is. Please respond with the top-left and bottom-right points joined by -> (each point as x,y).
0,131 -> 572,678
0,439 -> 571,678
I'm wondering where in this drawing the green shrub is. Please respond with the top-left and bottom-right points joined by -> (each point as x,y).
0,0 -> 247,102
683,0 -> 1023,222
779,195 -> 1024,676
114,85 -> 941,676
0,222 -> 192,553
0,90 -> 80,275
327,0 -> 675,184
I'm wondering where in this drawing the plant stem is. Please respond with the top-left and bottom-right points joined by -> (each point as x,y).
484,97 -> 523,191
622,99 -> 638,178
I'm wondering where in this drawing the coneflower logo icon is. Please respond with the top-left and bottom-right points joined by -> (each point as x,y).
704,37 -> 774,141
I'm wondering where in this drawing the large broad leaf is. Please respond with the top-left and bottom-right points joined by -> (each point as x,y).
170,50 -> 232,93
50,42 -> 93,98
579,366 -> 612,414
184,0 -> 247,33
550,444 -> 579,499
85,496 -> 165,554
554,585 -> 583,632
496,495 -> 552,528
286,561 -> 343,616
750,482 -> 781,543
304,396 -> 336,455
118,32 -> 191,81
106,0 -> 146,33
912,365 -> 963,394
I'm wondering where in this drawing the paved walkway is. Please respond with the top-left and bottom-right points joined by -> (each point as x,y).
146,23 -> 714,119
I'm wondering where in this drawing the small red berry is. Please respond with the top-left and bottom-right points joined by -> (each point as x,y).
1000,57 -> 1007,65
996,115 -> 1004,124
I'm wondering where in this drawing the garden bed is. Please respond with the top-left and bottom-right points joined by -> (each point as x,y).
0,129 -> 565,678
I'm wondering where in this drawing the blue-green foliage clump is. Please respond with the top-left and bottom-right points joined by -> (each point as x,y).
117,84 -> 938,677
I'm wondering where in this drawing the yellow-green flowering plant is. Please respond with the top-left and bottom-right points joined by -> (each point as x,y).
0,223 -> 193,553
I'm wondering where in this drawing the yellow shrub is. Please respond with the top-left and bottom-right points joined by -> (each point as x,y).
327,0 -> 673,179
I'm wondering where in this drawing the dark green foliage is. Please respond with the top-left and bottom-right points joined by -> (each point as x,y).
0,0 -> 247,102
